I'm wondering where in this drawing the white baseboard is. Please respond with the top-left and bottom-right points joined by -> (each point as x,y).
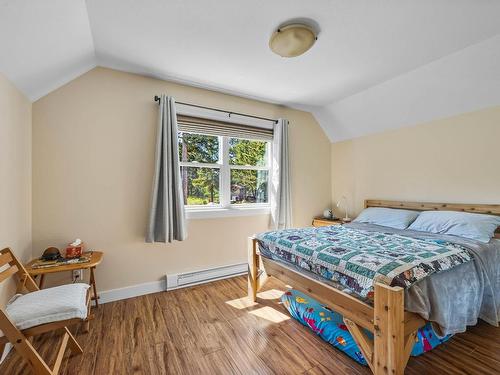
99,262 -> 247,304
99,280 -> 166,304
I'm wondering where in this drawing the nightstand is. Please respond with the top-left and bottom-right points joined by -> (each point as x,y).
312,217 -> 344,227
25,251 -> 104,308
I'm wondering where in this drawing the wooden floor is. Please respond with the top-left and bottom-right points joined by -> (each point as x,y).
1,276 -> 499,375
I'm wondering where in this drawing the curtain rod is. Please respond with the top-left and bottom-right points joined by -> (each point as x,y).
154,95 -> 278,124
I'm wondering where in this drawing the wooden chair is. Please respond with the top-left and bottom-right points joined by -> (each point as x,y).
0,247 -> 91,375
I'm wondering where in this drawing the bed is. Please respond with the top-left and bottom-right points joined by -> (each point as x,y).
247,200 -> 500,375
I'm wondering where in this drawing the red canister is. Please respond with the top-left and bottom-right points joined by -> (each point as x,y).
65,242 -> 84,258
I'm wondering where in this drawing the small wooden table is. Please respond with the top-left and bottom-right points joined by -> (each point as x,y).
25,251 -> 104,308
312,217 -> 344,227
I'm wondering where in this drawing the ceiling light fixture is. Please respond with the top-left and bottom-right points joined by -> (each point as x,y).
269,23 -> 318,58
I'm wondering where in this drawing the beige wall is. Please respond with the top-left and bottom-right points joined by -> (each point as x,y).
331,105 -> 500,217
0,74 -> 32,307
32,67 -> 331,291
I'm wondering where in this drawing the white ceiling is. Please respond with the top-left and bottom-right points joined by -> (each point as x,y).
314,35 -> 500,141
1,0 -> 500,141
0,0 -> 95,101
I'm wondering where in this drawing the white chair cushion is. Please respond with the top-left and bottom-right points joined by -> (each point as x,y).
5,283 -> 90,331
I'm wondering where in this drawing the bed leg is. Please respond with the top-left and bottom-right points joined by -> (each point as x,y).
373,283 -> 406,375
248,237 -> 259,302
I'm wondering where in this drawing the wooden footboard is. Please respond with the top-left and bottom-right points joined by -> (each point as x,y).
248,237 -> 424,375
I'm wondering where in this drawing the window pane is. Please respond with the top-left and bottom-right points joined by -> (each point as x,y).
181,166 -> 220,205
178,132 -> 219,163
230,170 -> 268,204
229,138 -> 268,167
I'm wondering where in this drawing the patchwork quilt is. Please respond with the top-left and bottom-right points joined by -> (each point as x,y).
257,225 -> 472,298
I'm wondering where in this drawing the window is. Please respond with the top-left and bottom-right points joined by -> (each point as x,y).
229,138 -> 269,205
178,132 -> 220,206
178,132 -> 271,214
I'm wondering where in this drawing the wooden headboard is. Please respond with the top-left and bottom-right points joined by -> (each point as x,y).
365,199 -> 500,239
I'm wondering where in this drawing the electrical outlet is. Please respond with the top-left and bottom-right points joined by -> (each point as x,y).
72,269 -> 83,282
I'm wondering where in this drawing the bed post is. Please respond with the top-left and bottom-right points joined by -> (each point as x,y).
248,237 -> 259,302
373,283 -> 406,375
248,237 -> 268,301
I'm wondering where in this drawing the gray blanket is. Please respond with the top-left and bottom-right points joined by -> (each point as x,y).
345,223 -> 500,336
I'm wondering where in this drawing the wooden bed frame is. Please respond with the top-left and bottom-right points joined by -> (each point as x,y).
248,199 -> 500,375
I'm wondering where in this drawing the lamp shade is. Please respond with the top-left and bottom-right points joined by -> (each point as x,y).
269,24 -> 317,58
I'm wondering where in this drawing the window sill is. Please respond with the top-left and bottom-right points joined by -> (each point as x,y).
185,206 -> 271,219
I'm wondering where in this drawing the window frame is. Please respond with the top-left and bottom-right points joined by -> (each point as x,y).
178,131 -> 272,219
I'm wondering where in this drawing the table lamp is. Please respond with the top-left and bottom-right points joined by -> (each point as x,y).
336,196 -> 352,223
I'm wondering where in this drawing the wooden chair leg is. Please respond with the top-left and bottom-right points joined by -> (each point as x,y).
14,336 -> 52,375
0,311 -> 52,374
82,320 -> 90,334
64,327 -> 83,354
52,331 -> 70,375
81,289 -> 92,334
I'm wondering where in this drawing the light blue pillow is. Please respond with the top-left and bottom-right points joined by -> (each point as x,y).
353,207 -> 420,229
408,211 -> 500,243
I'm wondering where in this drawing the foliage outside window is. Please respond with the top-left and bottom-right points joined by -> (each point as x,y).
178,132 -> 270,208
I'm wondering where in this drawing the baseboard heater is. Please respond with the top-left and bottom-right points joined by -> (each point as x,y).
166,262 -> 247,290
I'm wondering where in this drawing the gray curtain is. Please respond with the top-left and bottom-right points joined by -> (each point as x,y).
146,95 -> 187,243
271,119 -> 292,230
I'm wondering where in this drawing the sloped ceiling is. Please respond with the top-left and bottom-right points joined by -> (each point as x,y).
0,0 -> 95,101
1,0 -> 500,141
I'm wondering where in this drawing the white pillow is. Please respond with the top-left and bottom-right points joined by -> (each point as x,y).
408,211 -> 500,243
353,207 -> 420,229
